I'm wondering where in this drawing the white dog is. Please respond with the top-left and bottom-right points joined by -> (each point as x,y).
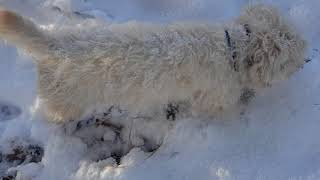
0,4 -> 306,123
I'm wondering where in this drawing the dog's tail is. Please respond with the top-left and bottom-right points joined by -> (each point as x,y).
0,8 -> 53,59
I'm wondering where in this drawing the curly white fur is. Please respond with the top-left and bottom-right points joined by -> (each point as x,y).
0,5 -> 306,123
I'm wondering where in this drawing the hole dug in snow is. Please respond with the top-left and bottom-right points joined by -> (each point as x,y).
66,106 -> 173,166
0,102 -> 22,121
0,139 -> 44,179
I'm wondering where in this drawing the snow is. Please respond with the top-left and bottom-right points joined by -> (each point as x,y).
0,0 -> 320,179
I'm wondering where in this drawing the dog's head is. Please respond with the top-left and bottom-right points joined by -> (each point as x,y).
237,4 -> 306,88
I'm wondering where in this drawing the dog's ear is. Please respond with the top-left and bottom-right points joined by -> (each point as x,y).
0,8 -> 52,59
238,4 -> 306,88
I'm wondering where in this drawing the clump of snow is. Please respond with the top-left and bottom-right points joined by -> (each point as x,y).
0,0 -> 320,179
9,162 -> 43,180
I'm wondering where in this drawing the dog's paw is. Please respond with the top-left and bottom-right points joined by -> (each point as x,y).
62,107 -> 165,165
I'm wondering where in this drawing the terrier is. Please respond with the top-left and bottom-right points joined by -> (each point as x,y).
0,5 -> 306,123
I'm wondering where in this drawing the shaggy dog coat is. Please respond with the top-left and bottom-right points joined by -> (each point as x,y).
0,5 -> 306,123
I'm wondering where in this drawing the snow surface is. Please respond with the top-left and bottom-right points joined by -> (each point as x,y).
0,0 -> 320,179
